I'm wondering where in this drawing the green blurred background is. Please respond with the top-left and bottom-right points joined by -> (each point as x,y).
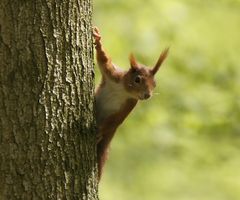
93,0 -> 240,199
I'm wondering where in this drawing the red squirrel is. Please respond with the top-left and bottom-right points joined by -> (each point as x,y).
93,27 -> 169,180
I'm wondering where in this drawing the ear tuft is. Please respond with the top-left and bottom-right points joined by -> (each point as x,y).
129,53 -> 139,70
151,47 -> 169,75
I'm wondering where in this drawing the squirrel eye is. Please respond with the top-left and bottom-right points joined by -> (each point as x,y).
134,76 -> 141,84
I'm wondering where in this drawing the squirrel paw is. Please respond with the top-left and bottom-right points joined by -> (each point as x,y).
93,26 -> 101,44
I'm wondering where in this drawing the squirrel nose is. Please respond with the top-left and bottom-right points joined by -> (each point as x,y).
144,93 -> 151,99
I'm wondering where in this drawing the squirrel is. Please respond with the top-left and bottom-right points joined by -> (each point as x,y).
93,27 -> 169,180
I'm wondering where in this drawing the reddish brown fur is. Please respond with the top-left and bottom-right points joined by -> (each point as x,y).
97,98 -> 137,178
93,27 -> 168,180
123,66 -> 156,99
151,48 -> 169,75
94,31 -> 123,83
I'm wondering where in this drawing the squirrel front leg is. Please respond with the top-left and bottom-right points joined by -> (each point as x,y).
92,27 -> 109,65
93,27 -> 122,82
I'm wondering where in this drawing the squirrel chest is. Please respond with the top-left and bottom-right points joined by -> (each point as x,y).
96,79 -> 131,125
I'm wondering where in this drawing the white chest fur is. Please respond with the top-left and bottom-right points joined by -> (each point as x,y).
96,79 -> 130,123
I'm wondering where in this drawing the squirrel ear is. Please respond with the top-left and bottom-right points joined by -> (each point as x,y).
129,53 -> 139,70
151,48 -> 169,75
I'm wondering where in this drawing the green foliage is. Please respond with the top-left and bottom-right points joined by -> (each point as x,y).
93,0 -> 240,199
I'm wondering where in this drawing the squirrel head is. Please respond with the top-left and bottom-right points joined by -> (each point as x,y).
123,48 -> 169,100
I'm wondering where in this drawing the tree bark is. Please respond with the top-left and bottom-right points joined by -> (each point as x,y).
0,0 -> 98,199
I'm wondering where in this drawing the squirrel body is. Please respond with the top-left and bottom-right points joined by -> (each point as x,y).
93,27 -> 169,180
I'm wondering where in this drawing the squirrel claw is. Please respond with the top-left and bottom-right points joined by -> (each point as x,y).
93,26 -> 101,43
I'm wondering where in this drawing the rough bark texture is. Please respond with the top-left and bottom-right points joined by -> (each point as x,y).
0,0 -> 98,199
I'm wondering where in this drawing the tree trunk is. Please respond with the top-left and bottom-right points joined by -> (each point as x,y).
0,0 -> 98,199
